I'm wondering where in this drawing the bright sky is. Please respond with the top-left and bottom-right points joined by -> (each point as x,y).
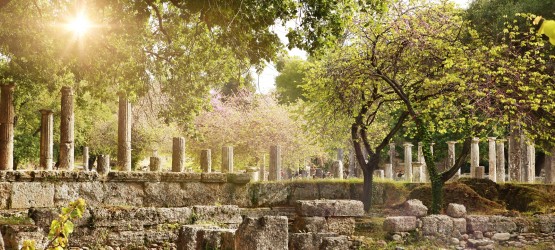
255,0 -> 471,94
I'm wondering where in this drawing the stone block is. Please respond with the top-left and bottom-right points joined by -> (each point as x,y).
383,216 -> 417,232
488,216 -> 517,233
446,203 -> 467,218
320,235 -> 351,250
1,225 -> 48,250
293,217 -> 355,235
101,182 -> 144,207
452,217 -> 467,234
192,205 -> 242,226
10,182 -> 54,208
535,215 -> 555,233
157,207 -> 193,224
288,232 -> 337,250
399,199 -> 428,217
177,225 -> 235,250
0,182 -> 11,209
295,200 -> 364,217
160,172 -> 202,182
107,230 -> 145,247
421,215 -> 453,237
466,215 -> 489,233
227,173 -> 251,184
201,173 -> 227,183
235,216 -> 288,250
491,232 -> 511,241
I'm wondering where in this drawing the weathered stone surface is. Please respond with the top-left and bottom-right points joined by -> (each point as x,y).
288,232 -> 337,250
293,217 -> 355,235
535,215 -> 555,233
452,217 -> 467,234
10,182 -> 54,208
295,200 -> 364,217
320,235 -> 351,250
399,199 -> 428,217
492,232 -> 511,241
201,173 -> 228,183
383,216 -> 417,232
1,225 -> 48,249
227,173 -> 251,184
192,205 -> 242,226
235,216 -> 288,250
144,182 -> 231,207
101,182 -> 144,207
421,215 -> 453,237
489,216 -> 517,233
0,182 -> 11,209
177,225 -> 235,250
466,216 -> 490,233
446,203 -> 467,218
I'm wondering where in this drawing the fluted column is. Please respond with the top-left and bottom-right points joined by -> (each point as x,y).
172,137 -> 185,172
201,149 -> 211,173
117,93 -> 132,171
525,142 -> 535,183
221,146 -> 233,173
470,137 -> 480,178
496,139 -> 506,183
447,141 -> 457,179
83,146 -> 89,171
403,143 -> 413,182
508,133 -> 524,182
0,84 -> 15,171
488,137 -> 497,182
269,145 -> 282,181
39,109 -> 54,170
60,86 -> 74,170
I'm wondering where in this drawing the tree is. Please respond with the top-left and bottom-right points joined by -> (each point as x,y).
188,90 -> 324,171
275,56 -> 309,104
1,0 -> 377,166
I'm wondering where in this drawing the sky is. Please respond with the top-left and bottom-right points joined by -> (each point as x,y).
254,0 -> 471,94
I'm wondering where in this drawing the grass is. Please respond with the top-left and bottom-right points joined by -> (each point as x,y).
0,215 -> 33,225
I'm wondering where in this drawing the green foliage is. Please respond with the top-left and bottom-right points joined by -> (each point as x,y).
275,56 -> 309,104
21,198 -> 86,250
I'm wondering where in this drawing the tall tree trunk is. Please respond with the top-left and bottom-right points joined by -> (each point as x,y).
430,175 -> 444,214
361,166 -> 374,211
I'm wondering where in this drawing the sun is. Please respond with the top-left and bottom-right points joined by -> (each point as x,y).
67,12 -> 92,37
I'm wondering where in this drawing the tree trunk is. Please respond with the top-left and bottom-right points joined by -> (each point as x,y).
362,166 -> 374,211
430,175 -> 444,214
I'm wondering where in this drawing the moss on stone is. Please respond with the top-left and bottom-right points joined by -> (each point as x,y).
457,177 -> 500,201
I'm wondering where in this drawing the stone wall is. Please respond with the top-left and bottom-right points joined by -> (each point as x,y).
0,171 -> 250,209
0,171 -> 415,209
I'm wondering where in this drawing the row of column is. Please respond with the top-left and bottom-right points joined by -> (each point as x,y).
392,137 -> 551,183
148,145 -> 282,180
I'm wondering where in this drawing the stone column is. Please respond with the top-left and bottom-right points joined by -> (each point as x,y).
525,142 -> 535,183
260,154 -> 267,181
373,169 -> 385,179
403,143 -> 413,182
59,86 -> 75,170
201,149 -> 211,173
496,139 -> 506,183
545,149 -> 555,184
172,137 -> 185,172
447,141 -> 458,179
269,145 -> 281,181
83,146 -> 89,171
348,150 -> 356,178
413,163 -> 423,182
97,154 -> 110,175
488,137 -> 497,182
508,134 -> 523,182
0,85 -> 15,171
332,160 -> 344,179
221,146 -> 233,173
476,166 -> 485,179
470,137 -> 480,178
39,109 -> 54,170
117,92 -> 132,171
417,142 -> 428,182
384,164 -> 393,179
150,156 -> 161,171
